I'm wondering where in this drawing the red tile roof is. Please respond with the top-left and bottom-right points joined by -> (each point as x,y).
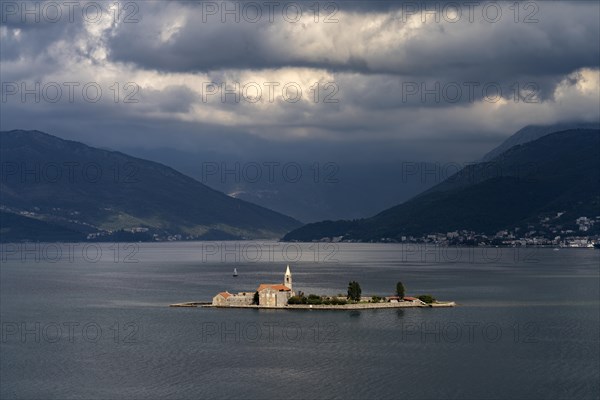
403,296 -> 419,301
257,284 -> 291,292
217,291 -> 231,299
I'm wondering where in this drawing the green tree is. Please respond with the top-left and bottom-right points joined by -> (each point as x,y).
418,294 -> 436,304
331,297 -> 347,305
396,281 -> 405,299
347,281 -> 362,302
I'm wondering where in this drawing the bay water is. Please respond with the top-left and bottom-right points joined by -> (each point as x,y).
1,242 -> 598,399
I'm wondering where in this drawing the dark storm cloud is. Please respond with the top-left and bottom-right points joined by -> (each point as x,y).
0,0 -> 598,167
140,85 -> 200,113
104,2 -> 599,81
1,1 -> 94,60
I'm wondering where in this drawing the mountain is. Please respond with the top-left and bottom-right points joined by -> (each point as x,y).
283,129 -> 600,242
0,130 -> 301,242
122,146 -> 435,223
0,211 -> 86,242
119,122 -> 598,223
481,122 -> 599,162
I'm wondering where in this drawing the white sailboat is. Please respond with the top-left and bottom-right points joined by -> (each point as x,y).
233,268 -> 238,277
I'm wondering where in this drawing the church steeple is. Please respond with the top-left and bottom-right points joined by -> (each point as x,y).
284,264 -> 292,290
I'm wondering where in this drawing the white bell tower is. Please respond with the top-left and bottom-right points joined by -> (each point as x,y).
284,264 -> 292,291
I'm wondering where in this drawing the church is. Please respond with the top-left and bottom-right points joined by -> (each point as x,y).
256,265 -> 295,307
212,265 -> 295,307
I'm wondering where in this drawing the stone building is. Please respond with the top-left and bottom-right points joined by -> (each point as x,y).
256,265 -> 295,307
212,291 -> 231,306
212,291 -> 254,306
256,265 -> 294,307
257,284 -> 292,307
212,265 -> 295,307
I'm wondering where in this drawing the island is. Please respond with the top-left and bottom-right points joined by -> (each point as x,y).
170,265 -> 456,309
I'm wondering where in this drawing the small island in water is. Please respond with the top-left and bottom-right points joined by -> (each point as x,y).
170,265 -> 456,309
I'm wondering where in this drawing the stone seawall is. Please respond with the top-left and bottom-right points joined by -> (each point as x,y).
197,301 -> 456,310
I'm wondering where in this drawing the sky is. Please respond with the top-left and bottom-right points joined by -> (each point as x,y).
1,0 -> 599,164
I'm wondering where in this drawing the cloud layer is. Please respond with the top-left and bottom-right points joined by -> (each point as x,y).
1,1 -> 599,162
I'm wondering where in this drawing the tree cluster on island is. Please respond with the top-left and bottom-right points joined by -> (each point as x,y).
285,280 -> 437,305
287,294 -> 348,305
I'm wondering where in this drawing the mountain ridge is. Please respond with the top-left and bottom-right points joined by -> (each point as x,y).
0,130 -> 301,242
480,121 -> 600,162
283,128 -> 600,242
